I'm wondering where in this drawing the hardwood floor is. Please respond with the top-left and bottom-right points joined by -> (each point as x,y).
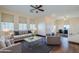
50,37 -> 79,53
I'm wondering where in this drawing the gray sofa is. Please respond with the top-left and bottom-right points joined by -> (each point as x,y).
14,33 -> 32,42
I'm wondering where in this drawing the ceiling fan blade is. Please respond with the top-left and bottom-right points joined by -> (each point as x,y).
30,5 -> 42,9
36,5 -> 42,9
38,9 -> 44,11
30,5 -> 36,9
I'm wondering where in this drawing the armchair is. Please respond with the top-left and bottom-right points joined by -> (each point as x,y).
47,36 -> 61,45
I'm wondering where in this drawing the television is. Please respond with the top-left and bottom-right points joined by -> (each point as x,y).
14,31 -> 19,35
28,30 -> 32,33
59,29 -> 63,33
64,30 -> 68,34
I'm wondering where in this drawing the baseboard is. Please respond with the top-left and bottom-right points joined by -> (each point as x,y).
47,44 -> 60,46
36,34 -> 46,37
14,40 -> 24,43
69,41 -> 79,45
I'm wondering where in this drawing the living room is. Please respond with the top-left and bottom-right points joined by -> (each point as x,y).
0,5 -> 79,53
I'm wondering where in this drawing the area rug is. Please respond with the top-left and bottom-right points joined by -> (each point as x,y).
21,38 -> 53,53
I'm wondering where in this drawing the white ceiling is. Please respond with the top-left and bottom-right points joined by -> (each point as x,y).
0,5 -> 79,18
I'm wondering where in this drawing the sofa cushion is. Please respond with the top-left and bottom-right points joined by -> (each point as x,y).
0,36 -> 14,49
5,40 -> 12,47
0,38 -> 6,49
0,43 -> 21,53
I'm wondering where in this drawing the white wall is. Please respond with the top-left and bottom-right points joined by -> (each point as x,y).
69,18 -> 79,43
69,35 -> 79,43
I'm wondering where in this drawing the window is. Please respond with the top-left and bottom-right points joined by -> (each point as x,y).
19,23 -> 27,31
0,23 -> 1,31
1,22 -> 14,31
64,25 -> 70,30
38,23 -> 46,35
46,24 -> 56,34
29,24 -> 36,30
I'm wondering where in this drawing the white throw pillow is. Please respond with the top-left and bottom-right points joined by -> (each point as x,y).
0,37 -> 6,49
10,39 -> 14,44
1,36 -> 6,42
0,41 -> 6,49
5,39 -> 12,47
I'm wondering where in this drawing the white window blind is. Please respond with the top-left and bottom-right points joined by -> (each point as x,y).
29,24 -> 36,30
1,22 -> 14,31
19,23 -> 27,31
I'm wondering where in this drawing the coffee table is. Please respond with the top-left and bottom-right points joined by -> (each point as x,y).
24,36 -> 42,43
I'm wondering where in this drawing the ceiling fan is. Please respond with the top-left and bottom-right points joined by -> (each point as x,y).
30,5 -> 44,13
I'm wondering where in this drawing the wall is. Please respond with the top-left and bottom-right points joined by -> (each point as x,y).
69,18 -> 79,35
69,18 -> 79,43
69,18 -> 79,34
